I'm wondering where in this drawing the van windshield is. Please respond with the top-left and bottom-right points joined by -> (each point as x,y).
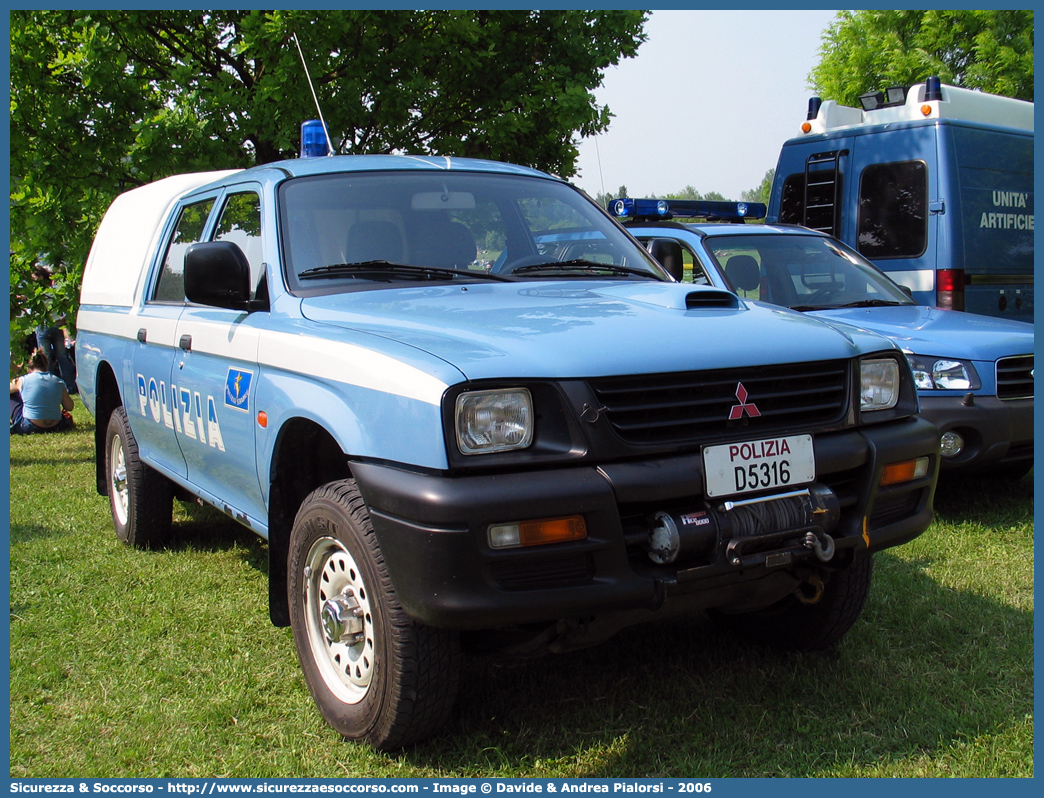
279,171 -> 667,294
705,233 -> 915,310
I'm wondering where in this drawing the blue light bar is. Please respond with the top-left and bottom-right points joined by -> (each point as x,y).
300,119 -> 331,158
609,198 -> 767,222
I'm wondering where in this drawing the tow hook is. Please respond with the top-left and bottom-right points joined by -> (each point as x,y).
805,529 -> 836,562
794,574 -> 825,605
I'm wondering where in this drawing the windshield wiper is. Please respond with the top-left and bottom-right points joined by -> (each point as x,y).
837,299 -> 910,308
790,298 -> 909,311
298,260 -> 513,282
511,259 -> 663,280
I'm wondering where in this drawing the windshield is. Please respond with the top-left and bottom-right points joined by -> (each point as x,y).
279,171 -> 666,294
704,234 -> 915,310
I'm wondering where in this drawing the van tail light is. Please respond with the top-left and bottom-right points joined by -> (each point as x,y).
937,268 -> 965,311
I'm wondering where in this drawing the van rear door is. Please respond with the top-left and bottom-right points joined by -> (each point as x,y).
947,124 -> 1034,321
846,124 -> 940,306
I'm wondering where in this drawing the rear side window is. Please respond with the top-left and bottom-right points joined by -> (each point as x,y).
153,199 -> 215,301
857,161 -> 927,259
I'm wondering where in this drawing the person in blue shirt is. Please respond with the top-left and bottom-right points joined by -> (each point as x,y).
10,349 -> 74,434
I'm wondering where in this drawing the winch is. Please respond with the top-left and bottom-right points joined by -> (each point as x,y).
646,485 -> 840,567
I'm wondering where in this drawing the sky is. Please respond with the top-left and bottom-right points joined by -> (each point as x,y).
572,9 -> 840,202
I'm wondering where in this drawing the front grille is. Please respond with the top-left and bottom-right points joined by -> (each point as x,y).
997,355 -> 1033,400
588,360 -> 849,446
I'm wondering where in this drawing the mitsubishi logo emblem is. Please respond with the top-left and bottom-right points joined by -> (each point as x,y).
729,382 -> 761,420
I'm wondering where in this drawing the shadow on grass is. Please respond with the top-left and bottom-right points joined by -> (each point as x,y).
162,501 -> 271,575
932,468 -> 1034,524
8,524 -> 65,545
9,452 -> 96,467
404,549 -> 1032,777
9,499 -> 269,574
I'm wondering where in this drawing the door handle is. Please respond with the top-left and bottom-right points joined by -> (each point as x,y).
179,334 -> 192,351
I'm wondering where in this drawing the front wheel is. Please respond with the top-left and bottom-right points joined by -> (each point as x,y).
104,406 -> 173,548
717,554 -> 874,651
288,480 -> 462,750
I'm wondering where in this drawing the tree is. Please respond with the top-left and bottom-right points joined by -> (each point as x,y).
661,187 -> 726,202
810,10 -> 1034,106
10,10 -> 648,354
594,186 -> 630,208
741,169 -> 774,210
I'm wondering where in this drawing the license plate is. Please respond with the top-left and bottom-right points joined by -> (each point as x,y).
703,434 -> 815,498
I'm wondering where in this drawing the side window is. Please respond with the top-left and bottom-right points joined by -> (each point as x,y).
153,199 -> 215,302
213,192 -> 266,300
857,161 -> 927,258
636,237 -> 709,284
778,173 -> 805,225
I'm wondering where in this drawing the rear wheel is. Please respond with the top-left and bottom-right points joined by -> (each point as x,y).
718,554 -> 874,651
104,406 -> 173,548
288,480 -> 462,750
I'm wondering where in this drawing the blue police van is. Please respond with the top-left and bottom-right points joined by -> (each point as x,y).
76,142 -> 939,748
767,77 -> 1033,322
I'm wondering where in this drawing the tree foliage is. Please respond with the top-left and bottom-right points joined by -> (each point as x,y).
664,186 -> 726,202
9,9 -> 647,349
810,10 -> 1034,106
741,169 -> 774,209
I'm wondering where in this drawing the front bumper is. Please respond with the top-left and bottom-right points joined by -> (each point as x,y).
352,416 -> 940,630
918,394 -> 1033,473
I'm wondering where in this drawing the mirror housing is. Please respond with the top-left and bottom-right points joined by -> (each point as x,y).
184,241 -> 257,310
647,238 -> 684,281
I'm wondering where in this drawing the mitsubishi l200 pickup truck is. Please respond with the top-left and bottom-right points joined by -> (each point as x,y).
76,151 -> 939,749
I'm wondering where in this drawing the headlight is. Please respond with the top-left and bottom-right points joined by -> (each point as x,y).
860,358 -> 900,411
455,388 -> 533,454
906,355 -> 978,390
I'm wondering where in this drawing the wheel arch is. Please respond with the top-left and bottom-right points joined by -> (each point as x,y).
267,416 -> 354,627
93,360 -> 124,496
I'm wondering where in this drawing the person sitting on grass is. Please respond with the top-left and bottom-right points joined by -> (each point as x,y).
10,349 -> 74,435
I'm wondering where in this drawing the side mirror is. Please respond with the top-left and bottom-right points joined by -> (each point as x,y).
184,241 -> 254,310
647,238 -> 684,281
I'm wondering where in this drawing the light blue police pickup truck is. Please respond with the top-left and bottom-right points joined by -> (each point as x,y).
76,149 -> 939,749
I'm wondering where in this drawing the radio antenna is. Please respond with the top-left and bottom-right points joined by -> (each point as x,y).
292,31 -> 334,155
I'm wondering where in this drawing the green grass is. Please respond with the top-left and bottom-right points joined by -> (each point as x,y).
8,400 -> 1034,777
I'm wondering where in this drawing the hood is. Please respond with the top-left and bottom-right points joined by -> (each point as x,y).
299,282 -> 895,381
811,305 -> 1034,362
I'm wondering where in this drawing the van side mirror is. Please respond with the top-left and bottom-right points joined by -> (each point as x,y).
185,241 -> 257,310
647,238 -> 684,281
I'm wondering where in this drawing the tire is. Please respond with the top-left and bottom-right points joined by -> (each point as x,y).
104,406 -> 174,548
288,480 -> 462,750
719,554 -> 874,652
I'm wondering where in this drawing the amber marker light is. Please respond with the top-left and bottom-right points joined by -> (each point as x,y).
921,105 -> 933,117
801,121 -> 812,133
880,457 -> 930,487
488,515 -> 587,550
257,411 -> 268,428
